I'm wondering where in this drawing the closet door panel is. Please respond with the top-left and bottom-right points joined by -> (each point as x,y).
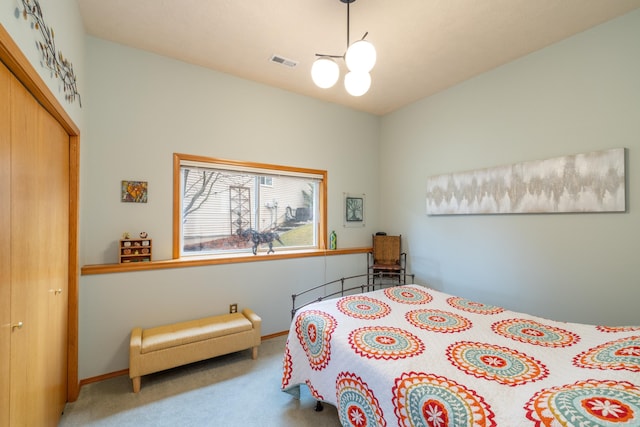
0,56 -> 12,427
9,67 -> 45,426
42,104 -> 69,418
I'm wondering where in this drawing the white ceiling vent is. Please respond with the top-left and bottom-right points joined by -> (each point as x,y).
270,54 -> 298,68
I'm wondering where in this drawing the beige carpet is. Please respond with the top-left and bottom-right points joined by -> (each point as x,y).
60,335 -> 341,426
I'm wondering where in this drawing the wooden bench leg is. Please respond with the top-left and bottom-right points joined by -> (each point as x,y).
252,346 -> 258,360
132,376 -> 141,393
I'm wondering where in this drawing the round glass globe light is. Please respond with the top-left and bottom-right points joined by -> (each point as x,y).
311,57 -> 340,89
345,40 -> 376,73
344,71 -> 371,97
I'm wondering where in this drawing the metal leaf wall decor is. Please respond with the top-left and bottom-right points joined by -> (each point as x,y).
18,0 -> 82,107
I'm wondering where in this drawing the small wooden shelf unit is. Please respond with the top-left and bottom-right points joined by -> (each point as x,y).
119,238 -> 152,263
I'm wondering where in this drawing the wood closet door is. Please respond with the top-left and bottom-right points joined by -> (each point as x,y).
4,60 -> 69,426
0,56 -> 12,427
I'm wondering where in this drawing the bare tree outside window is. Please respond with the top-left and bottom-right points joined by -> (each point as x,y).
182,169 -> 221,220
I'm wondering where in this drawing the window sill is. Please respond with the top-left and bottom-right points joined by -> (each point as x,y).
81,247 -> 372,275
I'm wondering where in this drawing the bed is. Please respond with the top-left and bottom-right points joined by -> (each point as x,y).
281,283 -> 640,426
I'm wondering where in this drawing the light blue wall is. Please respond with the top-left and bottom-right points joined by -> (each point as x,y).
79,37 -> 381,378
81,37 -> 380,265
380,9 -> 640,327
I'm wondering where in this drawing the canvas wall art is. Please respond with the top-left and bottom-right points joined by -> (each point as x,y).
426,148 -> 625,215
121,180 -> 148,203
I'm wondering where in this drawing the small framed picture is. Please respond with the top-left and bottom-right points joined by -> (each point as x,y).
121,180 -> 148,203
344,193 -> 365,227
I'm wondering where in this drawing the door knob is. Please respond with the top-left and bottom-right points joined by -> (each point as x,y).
11,321 -> 23,331
55,288 -> 63,295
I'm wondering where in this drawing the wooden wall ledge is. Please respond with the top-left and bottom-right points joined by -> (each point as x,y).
81,247 -> 371,275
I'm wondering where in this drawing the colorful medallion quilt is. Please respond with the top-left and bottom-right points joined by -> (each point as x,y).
281,285 -> 640,426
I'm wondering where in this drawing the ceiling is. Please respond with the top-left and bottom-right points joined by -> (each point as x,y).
77,0 -> 640,116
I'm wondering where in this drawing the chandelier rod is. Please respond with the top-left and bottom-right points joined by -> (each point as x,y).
314,0 -> 368,59
346,1 -> 350,48
346,3 -> 369,45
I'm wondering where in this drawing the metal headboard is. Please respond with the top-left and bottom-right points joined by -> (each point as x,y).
290,272 -> 414,319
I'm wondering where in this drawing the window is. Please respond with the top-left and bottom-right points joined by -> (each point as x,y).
173,153 -> 327,257
259,176 -> 273,187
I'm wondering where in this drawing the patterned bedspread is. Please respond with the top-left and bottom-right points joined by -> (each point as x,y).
281,285 -> 640,426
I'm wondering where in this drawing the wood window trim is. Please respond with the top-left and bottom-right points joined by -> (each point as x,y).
173,153 -> 328,259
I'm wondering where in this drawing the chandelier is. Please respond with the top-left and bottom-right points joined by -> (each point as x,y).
311,0 -> 376,97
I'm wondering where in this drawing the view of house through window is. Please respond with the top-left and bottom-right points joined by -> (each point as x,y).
175,154 -> 326,256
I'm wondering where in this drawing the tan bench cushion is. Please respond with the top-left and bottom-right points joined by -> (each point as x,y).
141,312 -> 252,354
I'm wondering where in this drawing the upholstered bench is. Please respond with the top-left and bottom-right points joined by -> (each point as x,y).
129,308 -> 261,393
